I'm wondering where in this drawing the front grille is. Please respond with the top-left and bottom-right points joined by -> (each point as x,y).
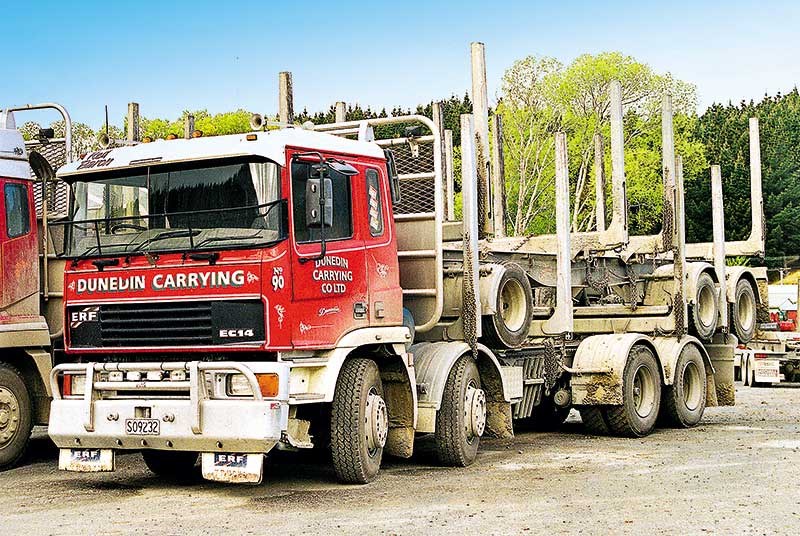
100,301 -> 214,346
68,299 -> 265,349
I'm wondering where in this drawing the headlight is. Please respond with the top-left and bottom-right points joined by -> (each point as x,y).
64,374 -> 86,397
226,373 -> 279,398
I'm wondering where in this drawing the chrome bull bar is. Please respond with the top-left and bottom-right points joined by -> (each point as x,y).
50,361 -> 267,434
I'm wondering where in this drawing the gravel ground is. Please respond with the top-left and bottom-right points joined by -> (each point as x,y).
2,383 -> 799,535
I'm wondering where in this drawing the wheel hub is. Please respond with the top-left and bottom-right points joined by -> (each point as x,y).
365,390 -> 388,453
464,384 -> 487,438
0,387 -> 20,446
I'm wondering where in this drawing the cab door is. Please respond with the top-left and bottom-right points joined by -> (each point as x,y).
363,165 -> 403,327
287,150 -> 368,348
1,179 -> 38,310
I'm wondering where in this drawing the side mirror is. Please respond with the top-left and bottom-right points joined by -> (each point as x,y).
306,177 -> 333,228
384,150 -> 401,204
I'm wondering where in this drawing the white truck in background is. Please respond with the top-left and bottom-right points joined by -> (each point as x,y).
735,332 -> 800,386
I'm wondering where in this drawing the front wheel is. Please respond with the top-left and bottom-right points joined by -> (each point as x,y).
434,356 -> 485,466
0,363 -> 33,469
141,450 -> 199,478
661,346 -> 707,427
331,358 -> 387,484
606,345 -> 662,437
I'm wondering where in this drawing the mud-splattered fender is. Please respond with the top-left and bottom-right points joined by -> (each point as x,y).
651,335 -> 714,384
411,341 -> 514,437
570,333 -> 657,406
724,266 -> 764,304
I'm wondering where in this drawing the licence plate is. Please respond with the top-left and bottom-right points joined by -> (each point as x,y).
59,448 -> 115,472
125,418 -> 161,436
201,452 -> 263,484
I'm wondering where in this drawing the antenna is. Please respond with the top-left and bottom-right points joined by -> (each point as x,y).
105,105 -> 109,138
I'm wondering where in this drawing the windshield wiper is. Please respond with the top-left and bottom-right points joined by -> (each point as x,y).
129,229 -> 201,253
191,232 -> 266,249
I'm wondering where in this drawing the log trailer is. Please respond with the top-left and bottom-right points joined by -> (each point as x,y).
0,104 -> 72,468
44,62 -> 768,485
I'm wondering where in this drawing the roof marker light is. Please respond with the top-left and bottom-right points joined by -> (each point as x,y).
191,130 -> 203,138
246,134 -> 258,141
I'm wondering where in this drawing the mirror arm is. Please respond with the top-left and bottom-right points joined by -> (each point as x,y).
299,167 -> 329,265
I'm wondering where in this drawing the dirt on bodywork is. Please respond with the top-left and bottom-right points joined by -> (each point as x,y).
3,383 -> 800,535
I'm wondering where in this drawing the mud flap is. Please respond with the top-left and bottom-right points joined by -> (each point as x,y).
704,334 -> 736,406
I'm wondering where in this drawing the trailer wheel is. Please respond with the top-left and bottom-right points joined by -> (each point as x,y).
0,363 -> 33,469
434,356 -> 485,466
579,407 -> 610,435
141,450 -> 199,478
481,263 -> 533,349
331,358 -> 387,484
528,394 -> 571,431
606,345 -> 661,437
689,272 -> 718,340
746,359 -> 763,388
732,279 -> 757,343
661,345 -> 707,427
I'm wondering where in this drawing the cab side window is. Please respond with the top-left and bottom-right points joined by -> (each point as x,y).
4,183 -> 30,238
365,169 -> 384,237
292,161 -> 353,243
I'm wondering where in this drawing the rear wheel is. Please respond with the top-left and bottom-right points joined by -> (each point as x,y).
141,450 -> 199,478
732,279 -> 757,343
481,264 -> 533,349
689,272 -> 718,340
434,356 -> 485,466
331,358 -> 387,484
580,407 -> 610,435
528,394 -> 570,431
661,346 -> 707,427
606,345 -> 662,437
0,363 -> 33,470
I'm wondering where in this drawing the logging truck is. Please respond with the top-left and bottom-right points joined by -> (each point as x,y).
44,57 -> 767,483
0,104 -> 72,468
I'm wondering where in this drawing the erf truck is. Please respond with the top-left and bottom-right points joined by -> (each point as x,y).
46,59 -> 767,485
735,333 -> 800,386
0,104 -> 72,468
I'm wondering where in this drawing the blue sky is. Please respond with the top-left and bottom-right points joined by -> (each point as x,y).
3,0 -> 798,129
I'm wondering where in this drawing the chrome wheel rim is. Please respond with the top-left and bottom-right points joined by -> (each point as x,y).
464,380 -> 486,442
0,387 -> 20,449
365,388 -> 388,456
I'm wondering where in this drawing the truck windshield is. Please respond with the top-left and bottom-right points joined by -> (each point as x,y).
61,157 -> 285,258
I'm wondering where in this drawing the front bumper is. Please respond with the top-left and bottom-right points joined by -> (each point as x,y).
48,361 -> 290,454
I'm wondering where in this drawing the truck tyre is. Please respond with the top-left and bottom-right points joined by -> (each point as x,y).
481,263 -> 533,349
580,407 -> 610,435
661,345 -> 707,428
529,394 -> 570,431
747,359 -> 763,388
606,345 -> 661,437
434,355 -> 485,466
141,450 -> 198,478
0,363 -> 33,469
331,358 -> 387,484
402,307 -> 416,351
732,279 -> 757,343
689,272 -> 718,340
